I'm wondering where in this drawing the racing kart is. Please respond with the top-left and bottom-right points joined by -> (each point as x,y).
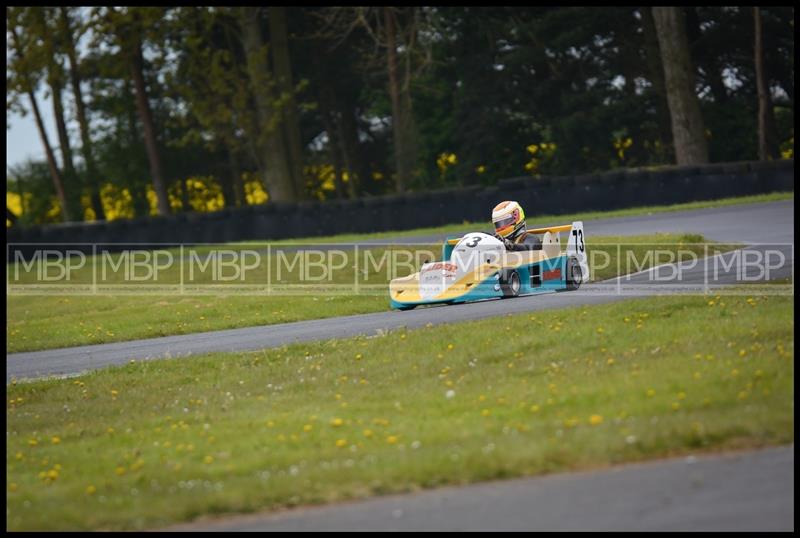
389,222 -> 588,310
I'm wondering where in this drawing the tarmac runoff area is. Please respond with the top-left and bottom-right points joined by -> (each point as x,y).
164,445 -> 794,532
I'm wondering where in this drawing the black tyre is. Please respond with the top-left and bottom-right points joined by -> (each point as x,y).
565,256 -> 583,291
397,304 -> 417,311
500,269 -> 521,298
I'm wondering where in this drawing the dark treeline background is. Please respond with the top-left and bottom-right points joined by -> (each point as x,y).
6,6 -> 794,226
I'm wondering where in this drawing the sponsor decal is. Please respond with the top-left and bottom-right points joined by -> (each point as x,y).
424,262 -> 458,273
543,268 -> 561,280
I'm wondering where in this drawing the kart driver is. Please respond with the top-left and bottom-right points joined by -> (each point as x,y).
492,200 -> 542,251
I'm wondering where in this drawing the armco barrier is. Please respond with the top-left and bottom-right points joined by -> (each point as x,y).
6,159 -> 793,258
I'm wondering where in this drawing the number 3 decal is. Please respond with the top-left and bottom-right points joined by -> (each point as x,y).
465,236 -> 483,248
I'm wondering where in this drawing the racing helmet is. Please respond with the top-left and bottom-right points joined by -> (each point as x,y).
492,200 -> 526,241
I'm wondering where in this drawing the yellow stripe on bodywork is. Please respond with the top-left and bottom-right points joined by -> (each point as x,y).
446,224 -> 571,245
525,224 -> 572,235
390,249 -> 556,303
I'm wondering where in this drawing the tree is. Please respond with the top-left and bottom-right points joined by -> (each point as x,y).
269,6 -> 308,199
652,7 -> 709,165
753,7 -> 779,160
59,7 -> 106,219
164,7 -> 249,208
33,8 -> 83,219
237,6 -> 297,202
94,7 -> 172,215
7,7 -> 74,221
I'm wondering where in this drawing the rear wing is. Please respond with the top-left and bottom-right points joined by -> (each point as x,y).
527,221 -> 589,278
444,221 -> 588,279
445,223 -> 573,246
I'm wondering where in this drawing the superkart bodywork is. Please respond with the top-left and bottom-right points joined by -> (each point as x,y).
389,222 -> 588,310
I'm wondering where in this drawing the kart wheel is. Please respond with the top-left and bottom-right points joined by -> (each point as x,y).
398,305 -> 417,311
500,269 -> 521,298
565,256 -> 583,291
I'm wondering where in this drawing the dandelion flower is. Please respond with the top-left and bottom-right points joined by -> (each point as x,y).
86,485 -> 96,495
589,415 -> 603,426
335,439 -> 347,448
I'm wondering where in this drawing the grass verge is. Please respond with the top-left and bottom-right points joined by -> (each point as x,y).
5,292 -> 794,530
6,233 -> 734,353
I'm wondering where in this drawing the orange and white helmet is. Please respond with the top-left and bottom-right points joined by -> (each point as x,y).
492,200 -> 526,240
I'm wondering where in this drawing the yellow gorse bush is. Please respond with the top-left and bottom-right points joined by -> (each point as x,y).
524,142 -> 557,174
437,152 -> 458,176
613,137 -> 634,161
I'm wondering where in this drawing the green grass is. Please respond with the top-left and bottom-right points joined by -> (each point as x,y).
6,233 -> 735,353
5,292 -> 793,530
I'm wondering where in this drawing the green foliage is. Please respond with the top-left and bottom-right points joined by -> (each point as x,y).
7,7 -> 796,224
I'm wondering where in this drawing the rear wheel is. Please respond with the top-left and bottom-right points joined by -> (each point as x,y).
397,304 -> 417,311
565,256 -> 583,291
500,269 -> 521,298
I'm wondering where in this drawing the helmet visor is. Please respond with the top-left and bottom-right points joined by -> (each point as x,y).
494,215 -> 516,231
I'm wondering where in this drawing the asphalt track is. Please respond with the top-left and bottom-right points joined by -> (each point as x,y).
6,199 -> 793,382
166,445 -> 794,532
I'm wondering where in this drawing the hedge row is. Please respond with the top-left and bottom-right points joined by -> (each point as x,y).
6,159 -> 793,256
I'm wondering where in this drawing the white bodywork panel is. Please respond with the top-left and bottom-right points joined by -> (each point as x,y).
566,220 -> 589,278
419,233 -> 503,299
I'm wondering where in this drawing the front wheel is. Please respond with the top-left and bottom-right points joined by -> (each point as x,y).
565,256 -> 583,291
500,269 -> 521,298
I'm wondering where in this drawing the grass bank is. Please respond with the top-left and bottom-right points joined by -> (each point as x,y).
6,292 -> 793,530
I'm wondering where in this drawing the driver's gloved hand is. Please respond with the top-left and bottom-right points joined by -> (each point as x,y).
494,234 -> 513,249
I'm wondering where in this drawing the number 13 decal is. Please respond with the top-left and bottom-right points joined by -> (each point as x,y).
572,229 -> 585,252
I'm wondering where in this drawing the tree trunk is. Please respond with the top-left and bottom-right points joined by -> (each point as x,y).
339,97 -> 370,198
652,7 -> 709,165
385,7 -> 407,192
754,7 -> 779,160
227,144 -> 245,206
269,6 -> 307,199
29,89 -> 73,222
641,7 -> 673,157
48,65 -> 82,220
238,7 -> 297,202
129,39 -> 171,216
319,88 -> 346,199
60,7 -> 106,220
